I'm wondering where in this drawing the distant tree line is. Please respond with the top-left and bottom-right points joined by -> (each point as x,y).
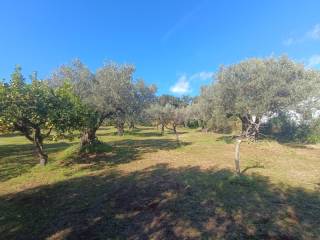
1,56 -> 319,166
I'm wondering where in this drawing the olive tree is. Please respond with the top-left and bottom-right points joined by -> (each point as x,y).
146,103 -> 169,135
191,86 -> 215,130
49,60 -> 106,147
213,56 -> 319,174
126,79 -> 157,129
95,62 -> 136,136
215,56 -> 318,139
165,105 -> 186,141
146,102 -> 186,140
50,60 -> 154,142
0,66 -> 82,165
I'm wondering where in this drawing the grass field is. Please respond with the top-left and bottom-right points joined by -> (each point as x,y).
1,127 -> 320,239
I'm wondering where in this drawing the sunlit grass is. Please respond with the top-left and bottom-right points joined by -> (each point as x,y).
0,126 -> 320,239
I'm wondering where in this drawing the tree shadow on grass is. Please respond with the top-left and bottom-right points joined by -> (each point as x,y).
96,128 -> 164,138
280,143 -> 319,150
258,134 -> 320,150
216,135 -> 236,144
0,132 -> 22,138
96,127 -> 188,138
127,130 -> 188,138
73,139 -> 191,169
0,142 -> 73,182
241,163 -> 265,174
1,164 -> 319,239
166,131 -> 189,135
125,130 -> 163,137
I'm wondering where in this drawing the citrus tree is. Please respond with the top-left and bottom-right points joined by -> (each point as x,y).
0,66 -> 83,165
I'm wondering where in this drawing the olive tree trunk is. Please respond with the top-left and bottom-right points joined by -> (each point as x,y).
80,128 -> 98,148
173,124 -> 179,142
80,114 -> 108,148
239,114 -> 261,140
239,116 -> 250,134
117,121 -> 125,136
161,124 -> 165,135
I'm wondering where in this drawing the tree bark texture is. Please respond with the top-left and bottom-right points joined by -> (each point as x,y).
34,127 -> 48,166
173,124 -> 179,142
80,128 -> 98,148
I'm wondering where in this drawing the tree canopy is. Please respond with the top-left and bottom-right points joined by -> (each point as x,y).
0,66 -> 82,165
204,56 -> 320,138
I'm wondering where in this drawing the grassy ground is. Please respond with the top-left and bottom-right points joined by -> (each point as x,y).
0,127 -> 320,239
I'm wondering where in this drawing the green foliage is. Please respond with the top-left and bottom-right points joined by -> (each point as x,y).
207,115 -> 233,133
215,56 -> 318,118
262,114 -> 320,143
158,94 -> 182,107
146,103 -> 171,126
0,66 -> 83,163
49,60 -> 102,132
186,119 -> 199,129
195,56 -> 320,138
1,68 -> 74,134
185,86 -> 235,133
126,79 -> 157,126
94,62 -> 135,116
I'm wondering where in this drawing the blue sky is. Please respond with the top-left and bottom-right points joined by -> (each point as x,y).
1,0 -> 320,96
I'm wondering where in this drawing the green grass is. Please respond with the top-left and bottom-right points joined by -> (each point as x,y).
1,126 -> 320,239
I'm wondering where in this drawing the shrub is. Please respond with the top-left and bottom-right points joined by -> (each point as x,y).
262,114 -> 320,144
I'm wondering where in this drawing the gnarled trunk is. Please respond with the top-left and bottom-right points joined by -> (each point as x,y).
253,117 -> 261,140
36,144 -> 48,166
161,124 -> 165,135
80,128 -> 97,148
239,114 -> 261,140
80,114 -> 106,148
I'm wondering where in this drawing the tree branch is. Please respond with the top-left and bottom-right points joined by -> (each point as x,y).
13,123 -> 34,142
43,126 -> 53,139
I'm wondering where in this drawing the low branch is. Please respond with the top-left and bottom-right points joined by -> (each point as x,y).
13,123 -> 34,142
43,126 -> 53,139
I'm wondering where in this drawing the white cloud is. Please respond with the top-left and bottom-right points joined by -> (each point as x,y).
169,71 -> 213,94
170,75 -> 190,94
283,23 -> 320,46
190,71 -> 214,81
306,54 -> 320,68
